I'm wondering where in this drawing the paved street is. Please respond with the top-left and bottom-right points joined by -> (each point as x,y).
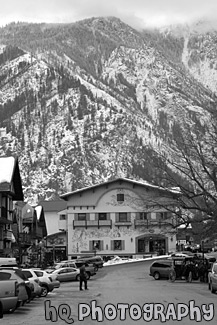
3,260 -> 217,325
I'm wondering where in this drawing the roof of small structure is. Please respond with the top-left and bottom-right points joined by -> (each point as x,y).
60,177 -> 181,200
0,156 -> 23,200
39,200 -> 67,212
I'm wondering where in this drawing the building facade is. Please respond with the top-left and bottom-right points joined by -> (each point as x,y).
61,178 -> 180,258
0,156 -> 23,257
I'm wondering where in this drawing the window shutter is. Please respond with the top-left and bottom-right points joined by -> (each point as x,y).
121,240 -> 125,251
86,213 -> 90,220
156,212 -> 161,220
127,213 -> 131,221
147,213 -> 151,219
105,213 -> 108,220
135,212 -> 140,220
95,213 -> 99,221
111,240 -> 114,250
115,213 -> 119,222
89,241 -> 93,251
74,213 -> 78,221
100,240 -> 104,251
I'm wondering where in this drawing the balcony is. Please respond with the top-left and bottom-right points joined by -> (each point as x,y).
114,221 -> 132,227
3,230 -> 12,240
73,220 -> 112,229
134,219 -> 176,228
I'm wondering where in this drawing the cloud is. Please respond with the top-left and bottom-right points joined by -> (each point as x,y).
0,0 -> 217,28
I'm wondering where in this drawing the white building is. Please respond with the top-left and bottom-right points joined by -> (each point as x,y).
60,178 -> 180,258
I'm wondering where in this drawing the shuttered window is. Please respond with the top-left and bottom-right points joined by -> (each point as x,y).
78,213 -> 86,221
90,240 -> 104,251
111,240 -> 125,250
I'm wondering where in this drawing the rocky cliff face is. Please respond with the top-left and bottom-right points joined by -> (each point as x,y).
0,17 -> 216,204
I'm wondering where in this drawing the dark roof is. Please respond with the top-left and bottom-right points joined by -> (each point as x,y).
39,200 -> 67,212
0,156 -> 23,200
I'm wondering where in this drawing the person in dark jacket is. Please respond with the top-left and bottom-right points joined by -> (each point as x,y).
79,263 -> 88,291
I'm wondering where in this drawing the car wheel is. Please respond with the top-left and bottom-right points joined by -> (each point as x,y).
94,265 -> 98,272
76,274 -> 80,281
40,285 -> 48,297
154,272 -> 160,280
211,282 -> 216,294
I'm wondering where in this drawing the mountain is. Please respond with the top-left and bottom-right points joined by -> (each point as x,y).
0,17 -> 216,205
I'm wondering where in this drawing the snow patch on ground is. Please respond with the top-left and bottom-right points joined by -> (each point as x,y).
103,255 -> 169,267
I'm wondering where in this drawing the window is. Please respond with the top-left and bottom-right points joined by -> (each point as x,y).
111,240 -> 125,251
78,213 -> 86,221
119,213 -> 127,222
93,240 -> 100,250
139,212 -> 148,220
160,212 -> 169,220
114,240 -> 122,250
117,194 -> 124,202
98,213 -> 107,220
90,240 -> 103,251
59,215 -> 66,220
22,270 -> 33,278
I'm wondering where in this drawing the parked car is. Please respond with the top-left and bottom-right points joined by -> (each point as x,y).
21,269 -> 43,297
0,280 -> 19,317
149,259 -> 173,280
75,256 -> 104,270
50,260 -> 96,278
0,269 -> 28,306
31,269 -> 60,297
0,267 -> 34,302
52,267 -> 80,282
208,262 -> 217,293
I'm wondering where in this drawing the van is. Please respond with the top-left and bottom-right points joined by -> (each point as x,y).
149,259 -> 173,280
0,258 -> 17,267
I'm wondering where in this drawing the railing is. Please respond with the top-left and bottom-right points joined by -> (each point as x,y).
3,230 -> 12,240
73,220 -> 112,229
114,221 -> 132,227
134,219 -> 176,228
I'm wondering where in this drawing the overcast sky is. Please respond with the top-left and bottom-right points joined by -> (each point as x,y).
1,0 -> 217,29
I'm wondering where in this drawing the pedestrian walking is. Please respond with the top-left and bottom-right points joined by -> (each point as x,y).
79,263 -> 88,291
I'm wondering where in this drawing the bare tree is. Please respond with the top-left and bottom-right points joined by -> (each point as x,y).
153,112 -> 217,239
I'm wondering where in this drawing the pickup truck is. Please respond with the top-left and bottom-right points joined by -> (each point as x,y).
0,280 -> 19,318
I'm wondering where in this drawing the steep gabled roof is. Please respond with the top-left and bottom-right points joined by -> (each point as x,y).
60,177 -> 180,200
0,156 -> 23,200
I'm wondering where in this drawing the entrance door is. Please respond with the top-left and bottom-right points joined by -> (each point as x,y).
149,239 -> 166,254
138,238 -> 146,253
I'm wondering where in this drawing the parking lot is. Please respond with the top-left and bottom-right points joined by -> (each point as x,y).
2,260 -> 217,325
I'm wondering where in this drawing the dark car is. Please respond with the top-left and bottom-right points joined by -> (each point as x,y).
149,259 -> 173,280
75,256 -> 104,271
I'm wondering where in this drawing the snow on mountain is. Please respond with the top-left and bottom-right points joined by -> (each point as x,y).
0,17 -> 216,204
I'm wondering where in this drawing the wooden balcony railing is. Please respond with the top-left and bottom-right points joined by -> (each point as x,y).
134,218 -> 176,228
73,220 -> 112,229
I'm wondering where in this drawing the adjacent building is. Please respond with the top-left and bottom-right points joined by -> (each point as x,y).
61,178 -> 180,259
0,156 -> 23,257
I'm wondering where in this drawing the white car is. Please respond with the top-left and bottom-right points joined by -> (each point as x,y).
21,269 -> 42,297
31,269 -> 60,297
